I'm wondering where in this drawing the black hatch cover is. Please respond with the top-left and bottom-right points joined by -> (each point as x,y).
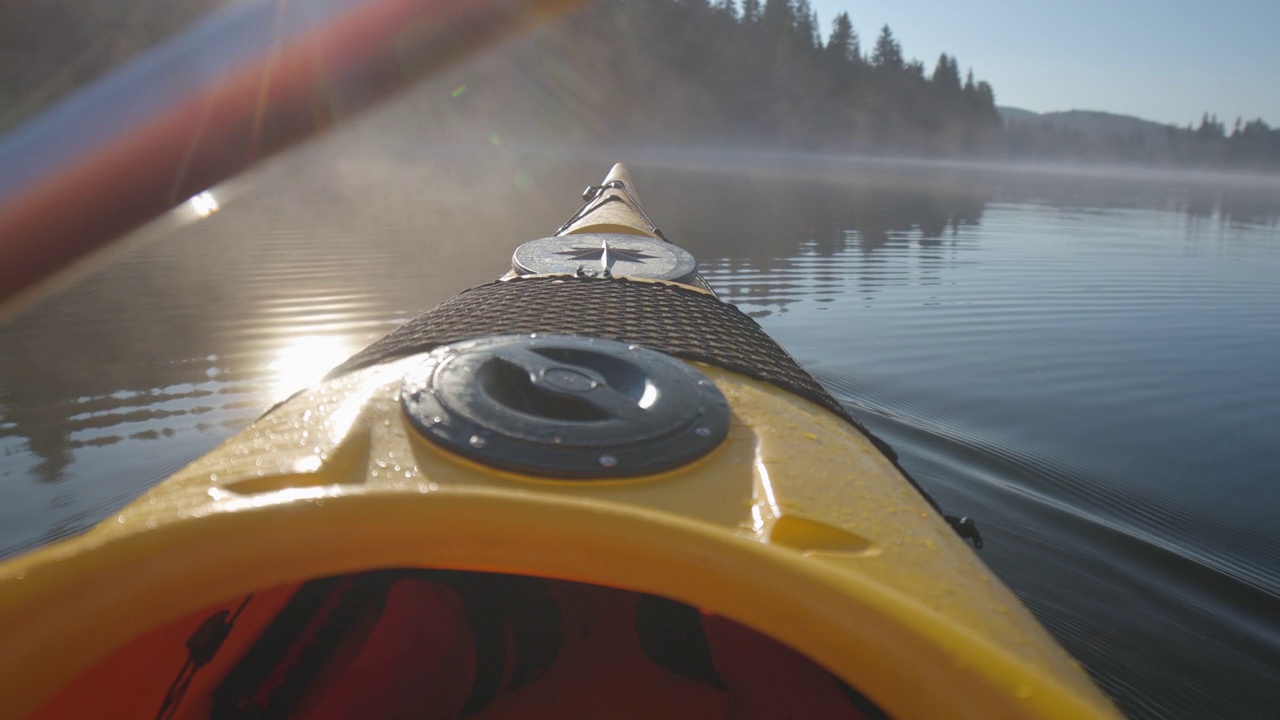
401,335 -> 728,478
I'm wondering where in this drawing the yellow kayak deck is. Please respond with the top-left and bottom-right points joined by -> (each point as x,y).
0,165 -> 1119,719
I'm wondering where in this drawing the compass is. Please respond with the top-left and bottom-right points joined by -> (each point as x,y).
512,233 -> 698,284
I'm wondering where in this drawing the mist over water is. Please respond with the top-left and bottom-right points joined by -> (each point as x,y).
1,123 -> 1279,719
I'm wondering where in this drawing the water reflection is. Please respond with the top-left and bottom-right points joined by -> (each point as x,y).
626,161 -> 991,316
638,161 -> 990,257
953,163 -> 1280,229
0,142 -> 603,554
1179,185 -> 1280,227
265,334 -> 361,403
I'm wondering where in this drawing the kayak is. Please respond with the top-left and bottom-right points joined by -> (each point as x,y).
0,164 -> 1118,720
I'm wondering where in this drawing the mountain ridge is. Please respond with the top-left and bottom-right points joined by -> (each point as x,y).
997,107 -> 1176,143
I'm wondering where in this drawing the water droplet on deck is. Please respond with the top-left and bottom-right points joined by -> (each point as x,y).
599,454 -> 618,468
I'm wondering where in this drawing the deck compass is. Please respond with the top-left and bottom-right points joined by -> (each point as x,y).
511,233 -> 698,283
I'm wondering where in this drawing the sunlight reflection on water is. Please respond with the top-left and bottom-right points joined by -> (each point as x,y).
264,334 -> 359,405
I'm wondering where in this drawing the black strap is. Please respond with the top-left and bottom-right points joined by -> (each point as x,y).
156,595 -> 252,720
208,571 -> 562,719
211,574 -> 388,720
635,594 -> 726,691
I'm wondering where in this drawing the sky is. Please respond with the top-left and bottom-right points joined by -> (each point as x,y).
809,0 -> 1280,127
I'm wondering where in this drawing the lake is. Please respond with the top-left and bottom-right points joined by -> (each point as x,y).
1,126 -> 1278,719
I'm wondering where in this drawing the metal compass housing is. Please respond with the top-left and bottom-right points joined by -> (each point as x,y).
512,233 -> 698,284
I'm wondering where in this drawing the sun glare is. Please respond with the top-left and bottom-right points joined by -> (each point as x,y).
188,190 -> 220,218
266,335 -> 360,403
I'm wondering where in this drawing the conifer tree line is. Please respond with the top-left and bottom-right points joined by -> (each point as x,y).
3,0 -> 1279,170
440,0 -> 1280,170
1004,112 -> 1280,171
445,0 -> 1003,154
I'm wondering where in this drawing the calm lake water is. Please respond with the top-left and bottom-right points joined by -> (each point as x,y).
1,126 -> 1278,718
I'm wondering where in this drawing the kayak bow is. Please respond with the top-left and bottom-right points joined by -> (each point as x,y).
0,165 -> 1119,719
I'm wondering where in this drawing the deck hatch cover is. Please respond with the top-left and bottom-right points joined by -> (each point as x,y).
402,335 -> 728,478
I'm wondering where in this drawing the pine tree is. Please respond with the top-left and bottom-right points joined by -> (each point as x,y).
1196,113 -> 1224,141
794,0 -> 817,49
975,81 -> 997,113
931,53 -> 961,95
826,12 -> 857,61
760,0 -> 791,37
871,25 -> 902,70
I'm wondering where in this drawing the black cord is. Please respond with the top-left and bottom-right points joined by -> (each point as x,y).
555,180 -> 669,241
155,594 -> 253,720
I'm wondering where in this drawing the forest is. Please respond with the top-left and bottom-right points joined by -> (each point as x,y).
425,0 -> 1004,156
1003,112 -> 1280,171
2,0 -> 1278,171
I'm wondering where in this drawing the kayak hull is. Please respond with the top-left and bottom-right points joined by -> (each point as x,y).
0,164 -> 1119,719
5,358 -> 1112,718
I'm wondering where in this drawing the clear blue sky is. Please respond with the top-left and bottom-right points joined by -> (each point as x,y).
809,0 -> 1280,127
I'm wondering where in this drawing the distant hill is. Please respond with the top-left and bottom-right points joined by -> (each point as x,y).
998,105 -> 1280,171
996,106 -> 1041,124
997,107 -> 1175,144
